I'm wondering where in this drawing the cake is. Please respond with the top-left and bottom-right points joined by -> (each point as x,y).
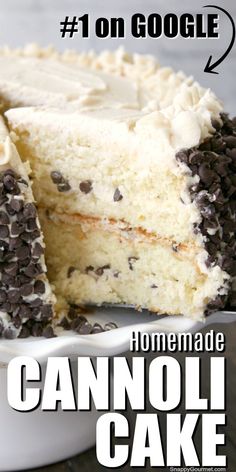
0,115 -> 54,338
0,44 -> 234,328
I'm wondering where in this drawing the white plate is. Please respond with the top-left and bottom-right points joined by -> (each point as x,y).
0,307 -> 235,471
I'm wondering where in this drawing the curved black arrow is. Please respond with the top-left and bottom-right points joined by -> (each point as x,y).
203,5 -> 235,74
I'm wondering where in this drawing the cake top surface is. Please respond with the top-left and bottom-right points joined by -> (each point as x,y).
0,44 -> 223,150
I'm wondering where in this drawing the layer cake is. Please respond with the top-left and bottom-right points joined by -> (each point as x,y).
0,45 -> 234,326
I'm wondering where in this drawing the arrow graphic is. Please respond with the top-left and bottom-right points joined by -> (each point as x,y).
203,5 -> 235,74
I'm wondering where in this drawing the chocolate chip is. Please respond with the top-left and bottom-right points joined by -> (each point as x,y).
16,245 -> 30,260
0,211 -> 9,225
176,150 -> 189,164
3,262 -> 18,276
223,136 -> 236,148
34,280 -> 45,295
151,284 -> 158,289
104,322 -> 118,331
57,182 -> 71,192
8,290 -> 21,303
3,327 -> 17,339
199,163 -> 215,185
67,266 -> 76,278
32,243 -> 44,258
50,171 -> 63,184
79,180 -> 93,194
40,305 -> 53,319
20,284 -> 33,297
18,326 -> 31,338
77,321 -> 93,335
0,225 -> 9,238
113,188 -> 123,202
23,203 -> 37,219
32,323 -> 43,337
11,222 -> 24,236
85,265 -> 94,273
128,257 -> 139,270
42,326 -> 56,338
3,174 -> 18,193
10,198 -> 23,212
91,323 -> 104,334
0,290 -> 7,303
58,316 -> 70,330
27,218 -> 38,231
95,264 -> 110,276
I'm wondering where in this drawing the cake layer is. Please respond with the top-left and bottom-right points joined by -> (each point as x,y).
6,106 -> 216,245
0,117 -> 55,338
39,210 -> 229,320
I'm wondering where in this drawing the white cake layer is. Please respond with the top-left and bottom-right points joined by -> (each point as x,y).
39,210 -> 229,320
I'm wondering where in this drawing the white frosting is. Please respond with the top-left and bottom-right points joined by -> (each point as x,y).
0,45 -> 223,153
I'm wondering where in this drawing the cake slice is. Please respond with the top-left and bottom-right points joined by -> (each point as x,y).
0,116 -> 55,338
0,46 -> 235,320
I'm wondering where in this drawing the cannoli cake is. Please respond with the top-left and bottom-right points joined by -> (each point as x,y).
0,45 -> 234,325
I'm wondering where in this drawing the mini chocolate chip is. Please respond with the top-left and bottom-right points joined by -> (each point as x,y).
57,182 -> 71,192
42,326 -> 56,338
151,284 -> 158,289
211,119 -> 222,131
18,304 -> 31,319
113,188 -> 123,202
68,306 -> 78,320
172,243 -> 178,252
77,321 -> 93,335
9,237 -> 22,251
95,264 -> 110,276
24,263 -> 37,278
32,243 -> 44,258
85,265 -> 94,273
8,290 -> 21,303
30,298 -> 43,308
3,174 -> 17,192
27,218 -> 38,231
3,261 -> 18,276
18,326 -> 31,338
20,284 -> 33,297
199,164 -> 215,185
34,280 -> 45,295
0,225 -> 9,238
58,316 -> 70,330
3,327 -> 17,339
11,222 -> 24,236
0,302 -> 11,312
0,290 -> 7,303
0,211 -> 9,225
128,257 -> 139,270
16,245 -> 30,260
23,203 -> 37,219
175,150 -> 189,164
31,323 -> 43,337
50,171 -> 63,184
79,180 -> 93,194
113,271 -> 120,278
67,266 -> 76,278
224,136 -> 236,148
10,198 -> 24,212
40,305 -> 53,319
91,323 -> 104,334
104,322 -> 118,331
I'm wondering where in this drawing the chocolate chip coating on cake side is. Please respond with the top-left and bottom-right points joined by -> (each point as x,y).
176,114 -> 236,312
0,168 -> 53,338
